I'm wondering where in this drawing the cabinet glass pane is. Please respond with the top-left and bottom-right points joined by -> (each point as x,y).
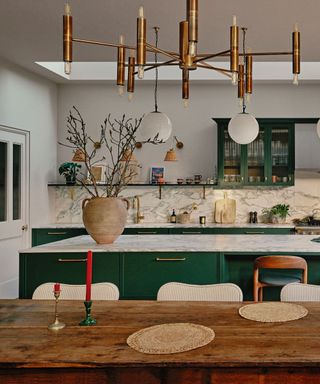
13,144 -> 21,220
223,128 -> 241,183
0,141 -> 7,222
271,128 -> 289,183
247,129 -> 265,183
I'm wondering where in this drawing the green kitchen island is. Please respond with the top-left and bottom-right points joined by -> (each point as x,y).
19,234 -> 320,300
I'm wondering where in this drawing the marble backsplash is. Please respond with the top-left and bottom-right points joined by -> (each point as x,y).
50,170 -> 320,225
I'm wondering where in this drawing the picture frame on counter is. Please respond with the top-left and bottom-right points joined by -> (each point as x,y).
150,166 -> 165,184
87,165 -> 106,184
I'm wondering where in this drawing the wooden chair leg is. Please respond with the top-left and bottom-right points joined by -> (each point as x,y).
258,287 -> 263,302
253,284 -> 259,302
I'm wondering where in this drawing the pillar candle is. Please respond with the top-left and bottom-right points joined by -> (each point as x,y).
85,250 -> 93,301
54,283 -> 60,293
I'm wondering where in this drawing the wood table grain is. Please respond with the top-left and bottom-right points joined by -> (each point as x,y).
1,300 -> 320,383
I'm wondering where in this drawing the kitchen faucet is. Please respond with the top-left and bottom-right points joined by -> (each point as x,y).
133,196 -> 144,223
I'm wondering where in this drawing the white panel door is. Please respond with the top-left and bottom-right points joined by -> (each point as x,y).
0,128 -> 29,241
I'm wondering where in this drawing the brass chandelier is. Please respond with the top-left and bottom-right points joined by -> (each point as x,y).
63,1 -> 300,104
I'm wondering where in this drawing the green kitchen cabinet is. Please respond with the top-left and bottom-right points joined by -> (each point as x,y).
32,228 -> 88,246
215,118 -> 298,187
121,252 -> 219,299
19,252 -> 120,299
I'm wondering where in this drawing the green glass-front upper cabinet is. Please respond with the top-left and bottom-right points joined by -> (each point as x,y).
215,119 -> 295,187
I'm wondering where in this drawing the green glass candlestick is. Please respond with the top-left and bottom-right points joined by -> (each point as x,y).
79,300 -> 97,326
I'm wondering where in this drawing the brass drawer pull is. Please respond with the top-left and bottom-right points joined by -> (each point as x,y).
156,257 -> 186,262
182,231 -> 201,234
137,231 -> 157,234
58,258 -> 87,263
245,231 -> 265,234
47,232 -> 67,235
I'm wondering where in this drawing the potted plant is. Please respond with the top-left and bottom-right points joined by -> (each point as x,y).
262,204 -> 290,224
58,162 -> 81,185
60,107 -> 143,244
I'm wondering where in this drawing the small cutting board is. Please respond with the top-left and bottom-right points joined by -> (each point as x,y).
214,192 -> 236,224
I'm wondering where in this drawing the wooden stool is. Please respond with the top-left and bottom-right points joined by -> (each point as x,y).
253,255 -> 307,302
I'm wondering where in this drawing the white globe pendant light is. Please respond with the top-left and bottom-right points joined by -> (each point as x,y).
316,119 -> 320,138
139,27 -> 172,144
228,112 -> 259,144
140,111 -> 172,143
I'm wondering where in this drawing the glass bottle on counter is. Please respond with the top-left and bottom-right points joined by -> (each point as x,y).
170,209 -> 176,224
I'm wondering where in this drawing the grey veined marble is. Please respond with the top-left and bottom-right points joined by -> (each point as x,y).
21,234 -> 320,254
50,170 -> 320,225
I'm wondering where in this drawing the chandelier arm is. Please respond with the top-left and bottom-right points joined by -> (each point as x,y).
197,62 -> 233,75
246,51 -> 292,56
194,49 -> 231,63
72,37 -> 136,50
145,42 -> 180,60
133,60 -> 178,75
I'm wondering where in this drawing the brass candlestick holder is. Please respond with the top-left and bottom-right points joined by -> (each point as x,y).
79,300 -> 97,326
48,291 -> 66,331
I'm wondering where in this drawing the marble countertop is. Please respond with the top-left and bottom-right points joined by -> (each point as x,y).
20,234 -> 320,254
33,223 -> 295,229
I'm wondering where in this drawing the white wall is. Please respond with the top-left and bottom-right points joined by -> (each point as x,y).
57,82 -> 320,181
0,58 -> 57,297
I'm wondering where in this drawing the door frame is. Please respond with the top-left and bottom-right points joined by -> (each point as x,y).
0,125 -> 30,247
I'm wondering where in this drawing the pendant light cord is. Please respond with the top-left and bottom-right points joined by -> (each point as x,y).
154,27 -> 159,113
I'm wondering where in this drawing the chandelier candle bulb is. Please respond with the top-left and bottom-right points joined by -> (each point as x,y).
138,6 -> 144,18
64,3 -> 71,16
232,15 -> 237,26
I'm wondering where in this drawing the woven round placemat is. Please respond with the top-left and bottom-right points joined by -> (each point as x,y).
127,323 -> 215,354
239,302 -> 308,323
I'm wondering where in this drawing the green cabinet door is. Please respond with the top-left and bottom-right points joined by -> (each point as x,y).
32,228 -> 87,246
121,252 -> 219,299
19,252 -> 120,299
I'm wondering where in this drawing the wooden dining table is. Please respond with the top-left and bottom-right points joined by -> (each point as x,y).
1,299 -> 320,384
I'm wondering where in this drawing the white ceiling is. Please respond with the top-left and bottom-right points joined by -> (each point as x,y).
1,0 -> 320,83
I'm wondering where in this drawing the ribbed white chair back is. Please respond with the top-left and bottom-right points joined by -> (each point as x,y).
281,283 -> 320,302
32,282 -> 119,300
157,282 -> 243,301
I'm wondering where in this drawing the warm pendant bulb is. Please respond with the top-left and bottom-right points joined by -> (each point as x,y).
228,113 -> 259,144
64,61 -> 71,75
231,72 -> 238,85
183,99 -> 189,108
128,92 -> 134,102
140,111 -> 172,143
138,66 -> 144,79
118,85 -> 124,96
246,93 -> 251,103
293,73 -> 299,85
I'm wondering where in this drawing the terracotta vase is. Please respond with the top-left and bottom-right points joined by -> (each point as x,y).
82,197 -> 129,244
